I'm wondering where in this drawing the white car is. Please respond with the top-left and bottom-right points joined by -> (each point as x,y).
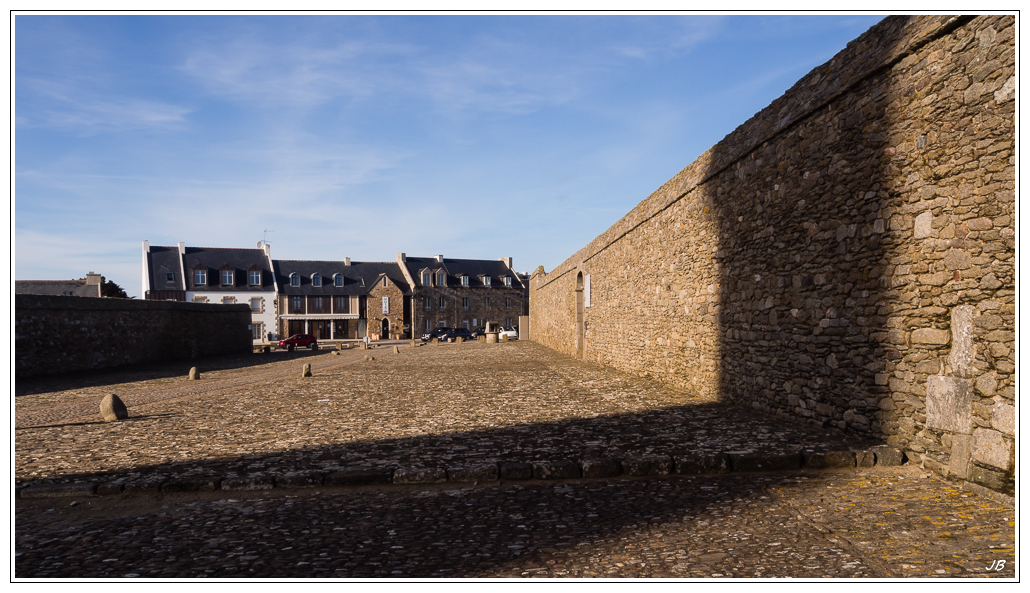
498,326 -> 519,340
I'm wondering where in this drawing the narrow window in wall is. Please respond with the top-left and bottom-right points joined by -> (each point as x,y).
382,296 -> 390,314
504,276 -> 512,287
485,297 -> 491,310
292,296 -> 303,312
462,297 -> 469,310
439,296 -> 445,310
461,275 -> 469,286
472,318 -> 478,327
424,297 -> 431,311
506,297 -> 512,310
463,320 -> 469,329
437,272 -> 445,286
423,272 -> 431,285
584,274 -> 591,308
314,297 -> 324,311
252,322 -> 263,340
425,319 -> 430,332
383,277 -> 388,287
438,319 -> 445,328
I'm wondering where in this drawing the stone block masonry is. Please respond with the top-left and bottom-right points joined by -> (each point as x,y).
16,294 -> 253,378
530,16 -> 1014,494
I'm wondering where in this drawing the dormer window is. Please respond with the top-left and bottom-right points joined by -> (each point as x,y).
504,276 -> 512,287
290,273 -> 300,287
437,271 -> 445,286
249,268 -> 261,286
193,268 -> 207,286
221,269 -> 234,286
483,276 -> 491,286
461,275 -> 469,287
312,273 -> 322,287
166,273 -> 174,283
334,274 -> 344,287
422,271 -> 431,285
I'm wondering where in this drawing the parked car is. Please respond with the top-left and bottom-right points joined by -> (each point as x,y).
438,328 -> 473,342
498,326 -> 519,340
421,327 -> 452,342
470,326 -> 488,338
279,334 -> 318,351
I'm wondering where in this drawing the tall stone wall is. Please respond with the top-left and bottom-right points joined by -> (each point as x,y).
16,295 -> 253,378
531,15 -> 1014,493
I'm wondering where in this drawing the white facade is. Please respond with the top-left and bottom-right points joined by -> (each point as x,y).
185,289 -> 278,342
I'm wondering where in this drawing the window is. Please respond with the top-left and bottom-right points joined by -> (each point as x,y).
463,320 -> 469,329
383,277 -> 388,287
506,297 -> 512,310
438,320 -> 445,328
461,275 -> 469,286
312,273 -> 322,287
422,272 -> 431,285
222,296 -> 235,305
424,297 -> 431,311
334,274 -> 344,287
222,270 -> 234,286
425,319 -> 431,332
504,276 -> 512,287
291,296 -> 303,312
485,297 -> 491,310
252,322 -> 263,340
314,297 -> 324,311
335,296 -> 349,312
382,296 -> 390,314
194,269 -> 207,285
473,318 -> 478,327
439,296 -> 446,310
166,272 -> 174,282
193,295 -> 208,303
462,297 -> 469,310
249,270 -> 261,286
290,273 -> 300,287
437,271 -> 445,286
506,318 -> 512,327
250,297 -> 262,312
483,276 -> 491,286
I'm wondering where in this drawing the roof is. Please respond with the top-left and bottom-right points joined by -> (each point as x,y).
273,260 -> 410,296
401,256 -> 524,289
146,246 -> 185,292
15,280 -> 101,297
180,246 -> 275,292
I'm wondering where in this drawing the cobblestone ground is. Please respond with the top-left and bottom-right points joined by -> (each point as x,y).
14,341 -> 1016,579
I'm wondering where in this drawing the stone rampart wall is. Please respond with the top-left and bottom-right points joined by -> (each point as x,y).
531,15 -> 1014,493
16,295 -> 253,378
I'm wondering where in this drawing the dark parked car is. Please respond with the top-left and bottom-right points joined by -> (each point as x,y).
279,334 -> 318,351
470,326 -> 487,338
438,328 -> 473,342
421,327 -> 452,342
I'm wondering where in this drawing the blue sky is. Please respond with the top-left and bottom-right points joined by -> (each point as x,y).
14,13 -> 885,298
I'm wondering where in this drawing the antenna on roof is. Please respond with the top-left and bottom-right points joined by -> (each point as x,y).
258,229 -> 275,248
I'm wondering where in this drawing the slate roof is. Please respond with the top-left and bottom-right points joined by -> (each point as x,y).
15,280 -> 101,297
146,246 -> 185,292
402,256 -> 524,289
273,261 -> 410,296
181,247 -> 275,292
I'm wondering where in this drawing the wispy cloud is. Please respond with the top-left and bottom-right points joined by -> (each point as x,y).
18,78 -> 191,133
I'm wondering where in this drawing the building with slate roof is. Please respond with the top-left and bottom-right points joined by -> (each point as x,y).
142,241 -> 278,342
15,273 -> 104,298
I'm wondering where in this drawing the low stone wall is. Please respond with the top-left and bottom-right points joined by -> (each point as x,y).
16,295 -> 253,378
531,16 -> 1014,493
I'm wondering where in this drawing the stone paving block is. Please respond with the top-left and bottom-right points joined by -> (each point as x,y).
325,468 -> 395,487
855,450 -> 875,468
221,476 -> 275,491
621,455 -> 673,476
870,446 -> 906,466
729,451 -> 801,473
447,464 -> 499,482
674,454 -> 730,475
274,472 -> 324,489
803,451 -> 856,469
532,461 -> 582,480
499,462 -> 534,480
162,477 -> 219,492
393,467 -> 447,484
582,458 -> 622,478
20,482 -> 96,499
96,482 -> 124,496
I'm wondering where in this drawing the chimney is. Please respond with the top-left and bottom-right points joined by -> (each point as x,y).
177,242 -> 186,255
435,254 -> 444,263
86,272 -> 103,286
344,257 -> 351,266
262,242 -> 271,257
500,257 -> 513,270
397,252 -> 406,262
143,240 -> 150,253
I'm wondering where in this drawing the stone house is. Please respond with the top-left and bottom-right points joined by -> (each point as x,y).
142,241 -> 278,342
15,273 -> 104,298
396,254 -> 526,335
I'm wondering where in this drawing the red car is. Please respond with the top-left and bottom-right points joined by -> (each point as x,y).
279,334 -> 318,351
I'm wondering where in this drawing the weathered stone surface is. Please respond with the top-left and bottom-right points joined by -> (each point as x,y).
913,211 -> 934,239
947,305 -> 975,378
393,467 -> 446,484
274,472 -> 323,488
948,434 -> 973,479
99,394 -> 128,422
621,456 -> 673,476
447,464 -> 499,482
221,476 -> 275,491
911,328 -> 951,345
499,462 -> 534,480
123,478 -> 165,494
162,478 -> 218,492
925,376 -> 973,434
803,451 -> 856,469
870,446 -> 906,466
855,451 -> 875,468
20,482 -> 96,498
991,402 -> 1014,436
975,371 -> 998,396
325,468 -> 395,486
581,458 -> 622,478
674,454 -> 731,475
532,461 -> 582,480
302,363 -> 312,378
972,429 -> 1012,471
728,452 -> 801,473
189,367 -> 200,381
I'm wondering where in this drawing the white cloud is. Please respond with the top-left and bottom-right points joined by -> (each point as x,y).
18,78 -> 191,133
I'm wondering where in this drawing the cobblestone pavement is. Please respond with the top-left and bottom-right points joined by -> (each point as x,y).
14,341 -> 1015,579
14,467 -> 1015,579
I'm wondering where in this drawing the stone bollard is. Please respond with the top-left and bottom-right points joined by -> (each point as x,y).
432,338 -> 439,345
393,345 -> 400,354
456,337 -> 463,344
500,334 -> 508,342
410,339 -> 416,348
478,335 -> 486,343
338,343 -> 345,351
361,342 -> 368,350
100,394 -> 129,422
188,367 -> 200,380
302,363 -> 312,378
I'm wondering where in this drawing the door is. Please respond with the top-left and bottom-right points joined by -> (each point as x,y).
381,318 -> 390,338
357,319 -> 367,339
